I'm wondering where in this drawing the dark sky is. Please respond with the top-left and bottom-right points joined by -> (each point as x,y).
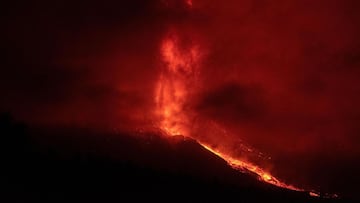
2,0 -> 360,196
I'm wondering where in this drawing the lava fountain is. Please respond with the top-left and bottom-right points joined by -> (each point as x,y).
155,31 -> 201,136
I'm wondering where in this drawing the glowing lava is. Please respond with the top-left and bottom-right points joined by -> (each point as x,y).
199,142 -> 302,191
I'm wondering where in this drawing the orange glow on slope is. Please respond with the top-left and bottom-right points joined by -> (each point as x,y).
310,192 -> 320,197
199,142 -> 303,191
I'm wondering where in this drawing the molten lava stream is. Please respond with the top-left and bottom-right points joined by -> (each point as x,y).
198,142 -> 303,191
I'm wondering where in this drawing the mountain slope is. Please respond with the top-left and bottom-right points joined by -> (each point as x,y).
0,115 -> 351,202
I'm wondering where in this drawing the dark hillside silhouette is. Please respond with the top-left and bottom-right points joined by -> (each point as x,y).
0,113 -> 353,202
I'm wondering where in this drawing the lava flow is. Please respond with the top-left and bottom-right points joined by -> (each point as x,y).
199,142 -> 302,191
154,30 -> 307,193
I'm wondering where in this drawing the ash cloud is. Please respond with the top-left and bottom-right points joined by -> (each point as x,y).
196,82 -> 267,123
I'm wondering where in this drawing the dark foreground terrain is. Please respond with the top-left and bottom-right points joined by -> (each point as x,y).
0,113 -> 355,202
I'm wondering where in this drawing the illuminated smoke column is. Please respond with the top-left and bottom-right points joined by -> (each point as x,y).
155,32 -> 201,136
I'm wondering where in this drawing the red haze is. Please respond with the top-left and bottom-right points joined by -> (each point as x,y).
1,0 -> 360,197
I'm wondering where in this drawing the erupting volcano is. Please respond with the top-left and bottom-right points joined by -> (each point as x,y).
2,0 -> 359,201
154,26 -> 306,194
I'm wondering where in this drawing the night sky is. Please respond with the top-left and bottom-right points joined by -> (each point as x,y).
2,0 -> 360,198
